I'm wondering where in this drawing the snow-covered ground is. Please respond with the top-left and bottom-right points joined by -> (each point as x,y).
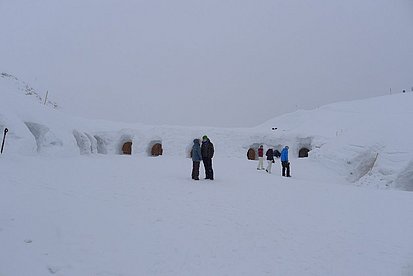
1,74 -> 413,275
1,155 -> 413,276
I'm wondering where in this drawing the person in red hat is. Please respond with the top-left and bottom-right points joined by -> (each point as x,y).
257,145 -> 264,170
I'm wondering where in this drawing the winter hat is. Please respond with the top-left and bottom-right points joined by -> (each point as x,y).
202,135 -> 208,141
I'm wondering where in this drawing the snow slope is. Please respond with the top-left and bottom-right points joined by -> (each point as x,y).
1,73 -> 413,190
1,74 -> 413,275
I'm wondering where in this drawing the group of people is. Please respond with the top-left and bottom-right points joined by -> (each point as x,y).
191,135 -> 214,180
191,136 -> 291,180
257,145 -> 291,177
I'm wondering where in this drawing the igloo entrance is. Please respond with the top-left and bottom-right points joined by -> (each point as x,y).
247,148 -> 257,160
151,143 -> 163,156
299,147 -> 310,158
122,142 -> 132,155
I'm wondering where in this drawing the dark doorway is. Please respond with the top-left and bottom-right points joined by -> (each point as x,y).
299,148 -> 310,158
247,148 -> 256,160
151,143 -> 163,156
122,142 -> 132,155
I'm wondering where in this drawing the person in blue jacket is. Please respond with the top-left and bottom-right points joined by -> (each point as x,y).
281,146 -> 291,177
191,139 -> 202,180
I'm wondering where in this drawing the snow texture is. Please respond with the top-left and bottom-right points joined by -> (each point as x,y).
1,74 -> 413,275
1,155 -> 413,276
1,73 -> 413,189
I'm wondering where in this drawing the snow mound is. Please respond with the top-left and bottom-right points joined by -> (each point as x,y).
257,93 -> 413,190
25,122 -> 63,153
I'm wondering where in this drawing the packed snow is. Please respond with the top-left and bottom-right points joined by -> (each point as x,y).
1,75 -> 413,275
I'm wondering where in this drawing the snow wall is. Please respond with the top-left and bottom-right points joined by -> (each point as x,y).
1,74 -> 413,191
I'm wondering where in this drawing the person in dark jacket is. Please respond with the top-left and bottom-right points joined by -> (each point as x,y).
201,135 -> 214,180
280,146 -> 291,177
257,145 -> 264,170
191,139 -> 202,180
265,147 -> 275,173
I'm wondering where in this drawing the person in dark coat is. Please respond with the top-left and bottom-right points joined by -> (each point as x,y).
280,146 -> 291,177
191,139 -> 202,180
201,135 -> 214,180
265,147 -> 275,173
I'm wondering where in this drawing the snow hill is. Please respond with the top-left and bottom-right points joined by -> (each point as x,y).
1,73 -> 412,191
1,75 -> 413,275
0,73 -> 58,109
257,95 -> 413,191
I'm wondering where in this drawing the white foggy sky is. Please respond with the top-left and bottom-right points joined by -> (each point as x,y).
1,0 -> 412,127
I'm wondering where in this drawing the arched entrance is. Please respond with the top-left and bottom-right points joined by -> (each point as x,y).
122,142 -> 132,155
151,143 -> 163,156
247,148 -> 256,160
299,148 -> 310,158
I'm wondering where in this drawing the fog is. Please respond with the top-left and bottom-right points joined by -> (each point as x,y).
1,0 -> 412,127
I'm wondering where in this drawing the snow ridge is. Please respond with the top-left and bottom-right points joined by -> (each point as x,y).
0,72 -> 58,108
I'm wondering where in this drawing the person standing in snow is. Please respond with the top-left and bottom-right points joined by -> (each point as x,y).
265,147 -> 275,173
281,146 -> 291,177
274,149 -> 281,159
191,139 -> 202,180
201,135 -> 214,180
257,145 -> 264,170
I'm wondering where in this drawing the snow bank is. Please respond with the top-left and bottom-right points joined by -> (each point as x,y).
257,93 -> 413,190
1,73 -> 413,190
